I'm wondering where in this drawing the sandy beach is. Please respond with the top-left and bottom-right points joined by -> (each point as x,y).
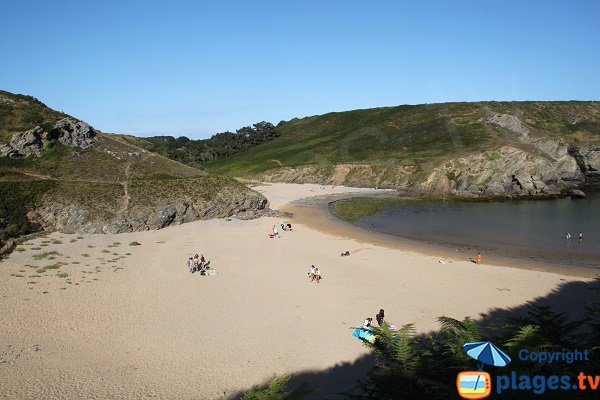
0,183 -> 592,399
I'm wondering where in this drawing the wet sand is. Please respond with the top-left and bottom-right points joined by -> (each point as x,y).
283,193 -> 598,278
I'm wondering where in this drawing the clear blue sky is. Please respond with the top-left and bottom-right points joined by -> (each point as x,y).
2,0 -> 599,138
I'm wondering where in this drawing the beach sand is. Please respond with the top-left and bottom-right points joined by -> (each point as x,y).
0,183 -> 591,399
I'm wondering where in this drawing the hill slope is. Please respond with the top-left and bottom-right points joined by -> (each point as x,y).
0,91 -> 266,249
205,101 -> 600,196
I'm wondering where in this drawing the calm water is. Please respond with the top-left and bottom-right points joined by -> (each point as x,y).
355,191 -> 600,269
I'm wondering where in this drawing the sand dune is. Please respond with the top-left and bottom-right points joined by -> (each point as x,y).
0,183 -> 588,399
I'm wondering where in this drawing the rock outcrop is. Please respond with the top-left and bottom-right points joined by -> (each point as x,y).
51,118 -> 96,149
30,189 -> 269,234
0,117 -> 96,158
1,126 -> 46,157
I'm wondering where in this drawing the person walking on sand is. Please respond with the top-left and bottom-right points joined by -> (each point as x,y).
376,309 -> 385,326
476,252 -> 482,264
308,265 -> 316,281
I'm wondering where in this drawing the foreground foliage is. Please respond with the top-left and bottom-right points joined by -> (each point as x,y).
241,281 -> 600,399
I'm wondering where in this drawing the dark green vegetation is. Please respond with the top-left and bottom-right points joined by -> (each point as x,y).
329,197 -> 405,222
348,302 -> 600,399
0,179 -> 56,249
240,375 -> 309,400
242,279 -> 600,399
203,101 -> 600,179
0,90 -> 71,144
139,121 -> 279,165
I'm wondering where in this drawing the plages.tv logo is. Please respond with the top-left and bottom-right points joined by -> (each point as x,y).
456,341 -> 511,399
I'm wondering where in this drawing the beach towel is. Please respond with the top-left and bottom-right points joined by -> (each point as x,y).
352,325 -> 375,343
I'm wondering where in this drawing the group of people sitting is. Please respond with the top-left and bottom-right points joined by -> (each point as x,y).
308,265 -> 322,283
186,254 -> 211,274
363,309 -> 385,328
268,221 -> 293,238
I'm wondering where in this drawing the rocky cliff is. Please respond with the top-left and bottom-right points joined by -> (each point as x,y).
0,91 -> 269,242
256,110 -> 600,198
31,180 -> 268,234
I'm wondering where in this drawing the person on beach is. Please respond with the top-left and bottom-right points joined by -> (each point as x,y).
476,252 -> 482,264
565,233 -> 571,240
187,257 -> 195,273
341,251 -> 350,257
269,225 -> 279,238
308,265 -> 316,281
193,254 -> 201,271
376,309 -> 385,326
363,318 -> 372,328
313,267 -> 322,283
579,231 -> 583,241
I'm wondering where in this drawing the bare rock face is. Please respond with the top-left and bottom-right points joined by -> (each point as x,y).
0,127 -> 46,157
0,118 -> 96,158
486,112 -> 530,138
32,187 -> 270,234
51,118 -> 96,149
569,144 -> 600,185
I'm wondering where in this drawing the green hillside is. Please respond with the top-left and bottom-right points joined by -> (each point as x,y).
0,91 -> 265,250
204,101 -> 600,179
0,90 -> 71,144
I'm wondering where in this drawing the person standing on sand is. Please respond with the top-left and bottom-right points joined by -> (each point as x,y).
476,252 -> 482,264
376,309 -> 385,326
308,265 -> 316,281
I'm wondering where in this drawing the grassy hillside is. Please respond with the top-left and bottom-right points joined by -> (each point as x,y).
0,90 -> 71,143
0,91 -> 264,249
204,101 -> 600,179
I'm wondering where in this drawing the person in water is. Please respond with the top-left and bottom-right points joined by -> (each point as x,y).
376,309 -> 385,326
579,231 -> 583,241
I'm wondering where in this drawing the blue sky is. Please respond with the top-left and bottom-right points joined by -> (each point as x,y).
2,0 -> 599,138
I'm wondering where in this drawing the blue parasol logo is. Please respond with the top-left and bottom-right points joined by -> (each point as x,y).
463,341 -> 511,370
456,342 -> 511,399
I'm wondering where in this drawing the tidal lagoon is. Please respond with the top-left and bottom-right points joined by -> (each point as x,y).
353,192 -> 600,269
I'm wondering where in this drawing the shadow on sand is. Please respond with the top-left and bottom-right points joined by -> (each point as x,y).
229,276 -> 600,399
